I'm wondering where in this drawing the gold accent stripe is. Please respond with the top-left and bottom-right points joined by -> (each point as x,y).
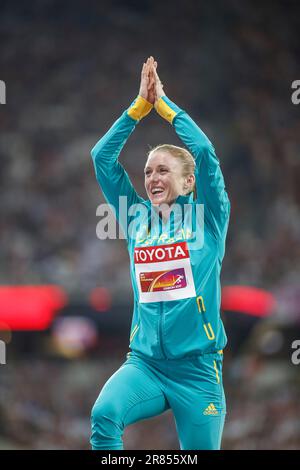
196,296 -> 206,313
127,96 -> 153,121
213,360 -> 220,384
203,323 -> 215,340
154,97 -> 177,124
130,325 -> 139,343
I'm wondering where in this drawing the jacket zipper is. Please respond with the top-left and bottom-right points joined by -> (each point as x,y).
158,302 -> 167,358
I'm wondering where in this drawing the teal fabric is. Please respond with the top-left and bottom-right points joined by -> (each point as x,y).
91,96 -> 230,360
90,97 -> 230,449
90,351 -> 226,450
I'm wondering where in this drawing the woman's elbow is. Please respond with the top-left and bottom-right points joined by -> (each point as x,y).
90,145 -> 98,160
91,138 -> 105,161
196,138 -> 214,157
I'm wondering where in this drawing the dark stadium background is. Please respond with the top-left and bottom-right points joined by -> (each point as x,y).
0,0 -> 300,449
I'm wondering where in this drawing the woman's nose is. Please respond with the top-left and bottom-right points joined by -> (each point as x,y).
151,172 -> 159,182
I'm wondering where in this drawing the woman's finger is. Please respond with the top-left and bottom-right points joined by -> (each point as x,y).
153,66 -> 160,82
148,64 -> 157,89
141,63 -> 146,78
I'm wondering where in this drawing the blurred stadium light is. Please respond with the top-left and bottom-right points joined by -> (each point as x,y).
89,287 -> 111,312
0,286 -> 67,330
221,286 -> 276,317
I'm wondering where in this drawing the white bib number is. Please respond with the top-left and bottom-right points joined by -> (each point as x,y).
134,242 -> 196,303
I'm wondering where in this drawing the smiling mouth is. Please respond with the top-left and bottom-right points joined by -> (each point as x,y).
151,188 -> 165,196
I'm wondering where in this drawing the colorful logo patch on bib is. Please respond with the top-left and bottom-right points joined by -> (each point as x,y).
140,268 -> 187,293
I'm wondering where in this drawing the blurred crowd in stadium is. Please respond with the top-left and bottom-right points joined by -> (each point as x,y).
0,0 -> 299,449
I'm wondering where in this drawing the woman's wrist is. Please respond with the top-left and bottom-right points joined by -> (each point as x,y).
154,95 -> 177,124
127,95 -> 153,121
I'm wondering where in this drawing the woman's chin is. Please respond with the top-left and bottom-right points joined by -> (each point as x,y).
150,197 -> 168,206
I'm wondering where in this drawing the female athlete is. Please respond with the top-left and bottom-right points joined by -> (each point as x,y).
90,56 -> 230,450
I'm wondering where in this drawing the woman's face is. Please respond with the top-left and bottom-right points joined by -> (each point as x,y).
144,151 -> 188,206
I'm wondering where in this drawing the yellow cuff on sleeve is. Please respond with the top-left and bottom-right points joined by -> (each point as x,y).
154,97 -> 177,124
127,96 -> 153,121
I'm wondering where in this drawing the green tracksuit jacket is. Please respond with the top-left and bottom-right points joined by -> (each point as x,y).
91,95 -> 230,360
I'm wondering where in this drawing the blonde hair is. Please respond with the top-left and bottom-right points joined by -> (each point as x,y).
148,144 -> 197,199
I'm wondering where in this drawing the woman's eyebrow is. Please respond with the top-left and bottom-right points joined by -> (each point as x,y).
145,164 -> 168,170
144,164 -> 170,174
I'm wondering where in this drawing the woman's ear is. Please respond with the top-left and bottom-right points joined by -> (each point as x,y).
184,174 -> 195,193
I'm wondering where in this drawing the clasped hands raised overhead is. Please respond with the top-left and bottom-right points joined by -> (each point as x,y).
138,56 -> 165,105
